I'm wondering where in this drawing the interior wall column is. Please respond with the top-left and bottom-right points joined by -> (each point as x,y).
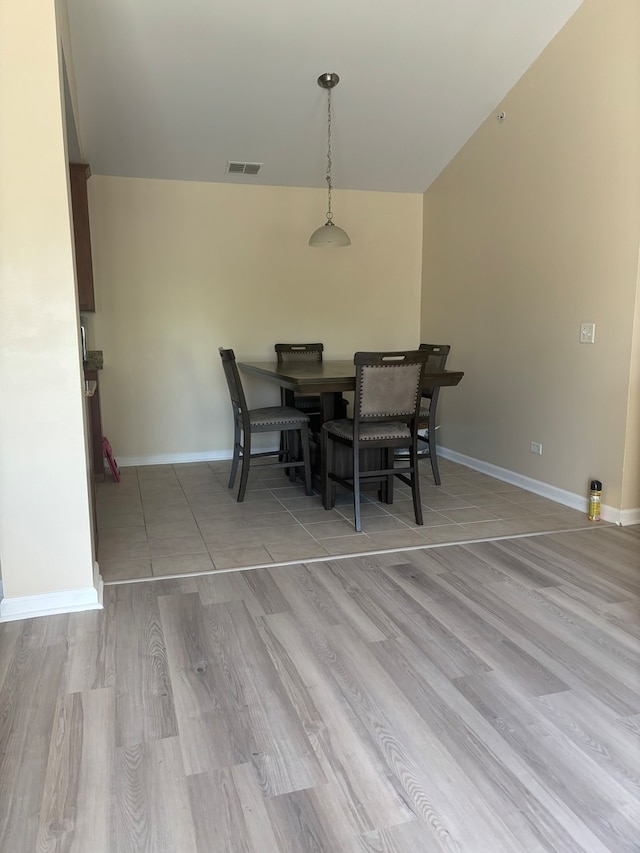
0,0 -> 101,619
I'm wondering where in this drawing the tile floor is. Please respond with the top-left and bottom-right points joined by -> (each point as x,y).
96,458 -> 598,583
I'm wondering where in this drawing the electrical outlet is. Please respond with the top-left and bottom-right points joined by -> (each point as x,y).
580,323 -> 596,344
530,441 -> 543,455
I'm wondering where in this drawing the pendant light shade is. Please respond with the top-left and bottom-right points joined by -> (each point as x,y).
308,222 -> 351,248
309,73 -> 351,248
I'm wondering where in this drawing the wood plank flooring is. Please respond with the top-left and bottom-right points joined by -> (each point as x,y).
0,524 -> 638,852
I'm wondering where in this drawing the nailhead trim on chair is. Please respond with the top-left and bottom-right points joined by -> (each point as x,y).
249,407 -> 311,427
324,419 -> 411,441
359,364 -> 422,417
278,351 -> 322,362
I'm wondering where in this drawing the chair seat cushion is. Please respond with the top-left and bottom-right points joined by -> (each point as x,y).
249,406 -> 310,427
323,419 -> 410,441
418,407 -> 431,420
293,394 -> 321,411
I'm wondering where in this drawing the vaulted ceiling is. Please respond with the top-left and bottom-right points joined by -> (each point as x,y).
64,0 -> 583,194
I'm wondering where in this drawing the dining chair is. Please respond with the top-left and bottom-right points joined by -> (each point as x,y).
219,348 -> 312,501
321,350 -> 429,532
417,343 -> 451,485
275,341 -> 326,408
275,342 -> 325,362
275,342 -> 324,463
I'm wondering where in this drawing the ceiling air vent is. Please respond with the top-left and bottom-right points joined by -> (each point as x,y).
226,161 -> 262,176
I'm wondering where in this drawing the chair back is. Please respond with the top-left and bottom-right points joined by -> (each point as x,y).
275,343 -> 324,363
219,348 -> 249,425
353,350 -> 427,427
419,343 -> 451,399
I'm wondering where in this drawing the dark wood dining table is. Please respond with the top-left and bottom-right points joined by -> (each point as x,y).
238,360 -> 465,425
238,360 -> 465,499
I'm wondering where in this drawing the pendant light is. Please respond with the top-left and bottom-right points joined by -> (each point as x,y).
309,73 -> 351,248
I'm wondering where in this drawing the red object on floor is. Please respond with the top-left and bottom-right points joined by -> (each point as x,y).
102,436 -> 121,482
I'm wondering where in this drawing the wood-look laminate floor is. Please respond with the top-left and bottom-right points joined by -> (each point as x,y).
1,524 -> 639,851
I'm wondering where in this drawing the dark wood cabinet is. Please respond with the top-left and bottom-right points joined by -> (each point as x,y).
69,162 -> 95,312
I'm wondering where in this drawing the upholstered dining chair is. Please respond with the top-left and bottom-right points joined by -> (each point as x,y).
275,342 -> 324,412
219,348 -> 312,501
275,343 -> 325,463
275,343 -> 324,363
417,343 -> 451,485
321,350 -> 430,532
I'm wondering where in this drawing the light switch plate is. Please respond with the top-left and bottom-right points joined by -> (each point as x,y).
580,322 -> 596,344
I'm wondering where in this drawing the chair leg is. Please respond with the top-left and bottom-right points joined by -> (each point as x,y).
300,422 -> 312,496
282,426 -> 300,474
228,420 -> 241,489
386,448 -> 394,504
410,441 -> 424,525
237,431 -> 251,502
378,448 -> 394,503
321,430 -> 334,509
429,420 -> 441,486
278,388 -> 288,461
353,445 -> 362,532
286,430 -> 297,482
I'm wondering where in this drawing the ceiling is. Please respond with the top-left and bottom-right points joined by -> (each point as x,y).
64,0 -> 583,194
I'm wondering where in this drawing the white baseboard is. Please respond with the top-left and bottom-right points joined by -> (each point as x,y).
619,507 -> 640,525
0,562 -> 104,623
114,446 -> 639,527
118,450 -> 232,467
439,447 -> 636,526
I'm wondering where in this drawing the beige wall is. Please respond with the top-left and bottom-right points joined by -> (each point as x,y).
622,258 -> 640,511
421,0 -> 640,515
0,0 -> 96,602
87,178 -> 423,462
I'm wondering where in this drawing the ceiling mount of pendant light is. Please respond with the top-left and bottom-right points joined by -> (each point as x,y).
309,72 -> 351,248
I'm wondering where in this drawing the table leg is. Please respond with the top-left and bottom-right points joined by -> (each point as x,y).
283,391 -> 349,499
319,391 -> 346,424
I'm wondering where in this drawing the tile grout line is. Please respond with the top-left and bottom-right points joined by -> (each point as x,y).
97,461 -> 601,582
102,523 -> 610,586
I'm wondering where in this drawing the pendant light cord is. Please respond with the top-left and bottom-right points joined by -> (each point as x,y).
325,87 -> 333,223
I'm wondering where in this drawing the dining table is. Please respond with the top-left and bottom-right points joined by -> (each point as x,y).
238,359 -> 464,423
238,359 -> 465,498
